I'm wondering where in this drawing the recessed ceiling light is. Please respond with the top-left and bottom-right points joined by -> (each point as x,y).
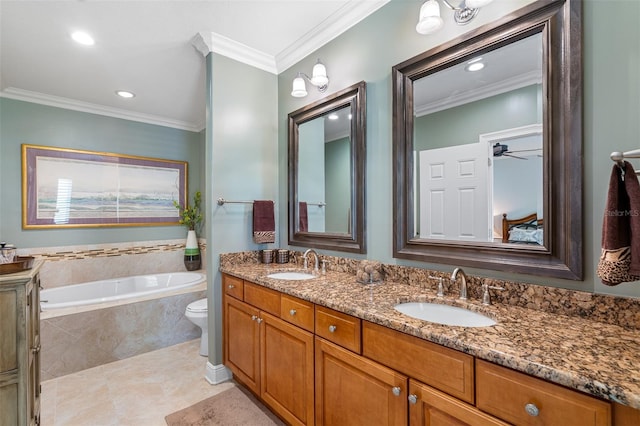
465,56 -> 484,72
465,62 -> 485,72
116,90 -> 135,99
328,113 -> 339,120
71,31 -> 95,46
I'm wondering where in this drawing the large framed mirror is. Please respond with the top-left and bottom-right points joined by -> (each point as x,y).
392,0 -> 582,279
288,81 -> 366,253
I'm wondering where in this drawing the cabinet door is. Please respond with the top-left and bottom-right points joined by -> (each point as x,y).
409,380 -> 508,426
261,311 -> 314,426
224,296 -> 260,394
0,287 -> 19,425
315,337 -> 407,426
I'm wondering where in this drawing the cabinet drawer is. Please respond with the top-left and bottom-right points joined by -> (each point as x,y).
281,295 -> 314,332
315,305 -> 361,353
362,321 -> 474,404
244,282 -> 281,316
223,274 -> 244,300
476,359 -> 611,426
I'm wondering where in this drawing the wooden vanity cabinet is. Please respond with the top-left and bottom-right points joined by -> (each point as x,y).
0,267 -> 41,426
223,274 -> 629,426
222,275 -> 315,426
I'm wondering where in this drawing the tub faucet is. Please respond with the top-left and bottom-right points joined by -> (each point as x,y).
303,249 -> 320,272
451,267 -> 468,300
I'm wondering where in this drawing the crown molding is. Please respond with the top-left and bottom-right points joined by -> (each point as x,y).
415,70 -> 542,117
0,88 -> 204,132
191,1 -> 389,75
192,31 -> 278,74
276,0 -> 390,73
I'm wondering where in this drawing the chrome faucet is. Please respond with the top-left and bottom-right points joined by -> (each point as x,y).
451,267 -> 468,300
303,249 -> 320,272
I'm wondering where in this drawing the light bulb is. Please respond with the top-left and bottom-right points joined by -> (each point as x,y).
310,60 -> 328,87
291,75 -> 307,97
416,0 -> 444,35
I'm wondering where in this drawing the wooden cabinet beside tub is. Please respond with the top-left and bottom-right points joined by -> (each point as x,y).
0,263 -> 42,426
222,273 -> 637,426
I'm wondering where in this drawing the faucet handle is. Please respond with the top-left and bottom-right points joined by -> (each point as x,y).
428,275 -> 445,297
482,282 -> 505,306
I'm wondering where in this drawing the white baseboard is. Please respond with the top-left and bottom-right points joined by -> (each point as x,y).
205,362 -> 232,385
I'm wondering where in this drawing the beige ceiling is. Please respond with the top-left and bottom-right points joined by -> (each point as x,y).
0,0 -> 389,131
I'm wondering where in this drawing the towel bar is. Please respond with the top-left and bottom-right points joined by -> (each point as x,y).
610,150 -> 640,177
216,198 -> 254,206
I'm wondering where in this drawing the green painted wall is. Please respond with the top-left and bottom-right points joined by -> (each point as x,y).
0,97 -> 204,247
204,53 -> 278,365
414,85 -> 541,151
278,0 -> 640,298
325,137 -> 350,233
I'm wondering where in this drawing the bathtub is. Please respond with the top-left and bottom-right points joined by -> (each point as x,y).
41,271 -> 205,310
39,271 -> 207,379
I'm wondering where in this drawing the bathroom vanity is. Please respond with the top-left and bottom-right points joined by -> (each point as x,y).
221,259 -> 640,426
0,261 -> 42,426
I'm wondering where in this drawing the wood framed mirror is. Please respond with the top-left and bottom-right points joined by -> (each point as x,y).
288,81 -> 366,253
392,0 -> 582,279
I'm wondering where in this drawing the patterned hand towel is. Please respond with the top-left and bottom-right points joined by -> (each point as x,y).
597,161 -> 640,285
253,200 -> 275,244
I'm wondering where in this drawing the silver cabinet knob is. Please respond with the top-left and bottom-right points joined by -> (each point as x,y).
251,315 -> 258,321
408,394 -> 418,405
525,403 -> 540,417
289,309 -> 297,316
391,387 -> 401,396
328,325 -> 337,333
256,317 -> 263,324
228,284 -> 235,289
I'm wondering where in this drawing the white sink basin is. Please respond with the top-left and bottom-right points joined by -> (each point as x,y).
266,271 -> 316,280
394,302 -> 496,327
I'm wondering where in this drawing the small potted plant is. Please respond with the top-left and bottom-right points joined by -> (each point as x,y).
174,191 -> 203,270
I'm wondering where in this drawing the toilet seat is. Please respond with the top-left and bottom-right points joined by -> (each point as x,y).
187,298 -> 207,313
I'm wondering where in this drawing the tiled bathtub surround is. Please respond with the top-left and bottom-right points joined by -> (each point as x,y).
21,238 -> 207,289
24,239 -> 209,380
220,251 -> 640,409
220,250 -> 640,330
41,289 -> 206,380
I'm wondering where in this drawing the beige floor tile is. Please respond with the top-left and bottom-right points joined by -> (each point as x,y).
41,339 -> 229,426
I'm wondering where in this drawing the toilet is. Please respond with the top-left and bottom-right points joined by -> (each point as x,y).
185,298 -> 208,356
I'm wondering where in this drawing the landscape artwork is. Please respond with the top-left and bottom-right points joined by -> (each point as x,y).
22,144 -> 187,228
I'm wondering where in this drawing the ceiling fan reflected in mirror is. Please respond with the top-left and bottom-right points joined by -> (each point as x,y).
492,142 -> 541,160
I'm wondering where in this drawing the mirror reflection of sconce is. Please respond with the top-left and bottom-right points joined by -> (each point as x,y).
291,59 -> 329,97
416,0 -> 494,35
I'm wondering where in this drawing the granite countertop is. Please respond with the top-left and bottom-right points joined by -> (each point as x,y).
220,262 -> 640,410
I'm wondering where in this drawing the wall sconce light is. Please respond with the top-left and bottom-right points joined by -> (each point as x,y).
291,59 -> 329,98
416,0 -> 494,35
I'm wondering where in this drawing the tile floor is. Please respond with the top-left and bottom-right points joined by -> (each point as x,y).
41,339 -> 235,426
